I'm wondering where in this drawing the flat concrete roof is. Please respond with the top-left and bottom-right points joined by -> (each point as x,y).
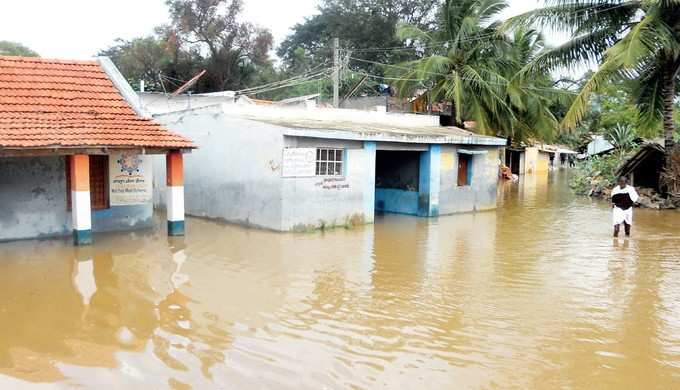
154,103 -> 508,146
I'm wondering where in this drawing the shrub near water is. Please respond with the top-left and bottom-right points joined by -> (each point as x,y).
569,153 -> 633,197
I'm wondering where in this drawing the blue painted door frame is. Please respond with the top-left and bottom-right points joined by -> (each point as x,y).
418,145 -> 441,217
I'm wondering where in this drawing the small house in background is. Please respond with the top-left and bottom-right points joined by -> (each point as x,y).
505,144 -> 576,175
617,143 -> 665,191
150,104 -> 506,232
586,135 -> 615,157
0,56 -> 194,245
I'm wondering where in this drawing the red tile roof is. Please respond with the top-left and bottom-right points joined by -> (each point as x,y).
0,56 -> 194,149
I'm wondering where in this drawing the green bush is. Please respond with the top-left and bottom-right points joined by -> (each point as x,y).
570,151 -> 636,196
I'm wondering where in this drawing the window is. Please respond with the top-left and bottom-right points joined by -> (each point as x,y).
457,154 -> 473,186
316,148 -> 344,176
66,155 -> 110,209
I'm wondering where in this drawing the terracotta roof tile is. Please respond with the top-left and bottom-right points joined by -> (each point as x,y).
0,56 -> 194,149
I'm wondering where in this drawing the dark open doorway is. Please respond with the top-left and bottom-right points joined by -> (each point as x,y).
375,150 -> 421,215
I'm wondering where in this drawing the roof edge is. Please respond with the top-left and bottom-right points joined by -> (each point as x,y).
97,56 -> 150,119
281,128 -> 507,146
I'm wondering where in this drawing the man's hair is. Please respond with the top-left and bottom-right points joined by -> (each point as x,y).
618,176 -> 628,182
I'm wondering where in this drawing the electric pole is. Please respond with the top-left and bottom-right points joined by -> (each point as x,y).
332,37 -> 340,108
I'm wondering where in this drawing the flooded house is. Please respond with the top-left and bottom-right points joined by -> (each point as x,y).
617,143 -> 666,191
504,144 -> 575,175
586,135 -> 615,157
0,56 -> 194,245
151,103 -> 506,231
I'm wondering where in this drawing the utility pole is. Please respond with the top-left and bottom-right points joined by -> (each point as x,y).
332,37 -> 340,108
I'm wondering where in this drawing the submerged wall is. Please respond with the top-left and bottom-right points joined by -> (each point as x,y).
153,108 -> 376,232
0,156 -> 70,241
0,156 -> 153,242
281,137 -> 372,231
153,109 -> 285,230
438,146 -> 500,214
524,147 -> 551,175
151,106 -> 502,231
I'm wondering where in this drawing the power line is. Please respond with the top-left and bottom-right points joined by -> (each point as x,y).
235,62 -> 330,94
347,59 -> 578,95
237,69 -> 333,96
350,57 -> 446,78
350,69 -> 424,82
340,32 -> 500,53
240,71 -> 333,96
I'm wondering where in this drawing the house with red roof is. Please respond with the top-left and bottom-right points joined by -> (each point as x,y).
0,56 -> 195,245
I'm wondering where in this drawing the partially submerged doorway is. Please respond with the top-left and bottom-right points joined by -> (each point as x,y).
374,150 -> 421,215
505,149 -> 522,175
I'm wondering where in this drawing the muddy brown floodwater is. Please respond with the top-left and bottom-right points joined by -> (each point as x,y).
1,172 -> 679,389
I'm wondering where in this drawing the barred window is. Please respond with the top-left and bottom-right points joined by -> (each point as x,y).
316,148 -> 344,176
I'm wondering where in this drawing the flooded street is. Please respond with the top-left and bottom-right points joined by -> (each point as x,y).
1,172 -> 679,389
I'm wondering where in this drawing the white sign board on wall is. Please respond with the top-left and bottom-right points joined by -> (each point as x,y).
109,152 -> 153,206
282,148 -> 316,177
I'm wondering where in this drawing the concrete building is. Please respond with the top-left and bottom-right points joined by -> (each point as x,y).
0,56 -> 194,244
505,144 -> 576,175
151,104 -> 506,232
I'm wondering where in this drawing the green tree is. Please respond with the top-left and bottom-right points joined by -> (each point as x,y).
389,0 -> 513,130
388,0 -> 563,143
502,27 -> 565,142
98,33 -> 194,92
507,0 -> 680,187
0,41 -> 38,57
99,0 -> 274,93
277,0 -> 442,74
166,0 -> 274,91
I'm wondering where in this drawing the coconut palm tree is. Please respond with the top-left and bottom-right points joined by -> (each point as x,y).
507,0 -> 680,182
390,0 -> 513,132
390,0 -> 563,142
501,27 -> 567,142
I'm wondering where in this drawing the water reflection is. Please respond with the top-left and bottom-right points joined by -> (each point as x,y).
0,171 -> 679,388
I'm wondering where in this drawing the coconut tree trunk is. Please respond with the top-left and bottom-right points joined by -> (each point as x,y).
662,62 -> 677,150
450,99 -> 465,128
661,60 -> 680,195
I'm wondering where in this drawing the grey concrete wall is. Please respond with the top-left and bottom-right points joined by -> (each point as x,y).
151,107 -> 377,232
153,108 -> 285,230
438,146 -> 500,214
281,137 -> 370,231
0,156 -> 152,242
0,156 -> 70,241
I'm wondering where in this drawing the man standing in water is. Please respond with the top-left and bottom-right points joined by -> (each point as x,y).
611,176 -> 639,237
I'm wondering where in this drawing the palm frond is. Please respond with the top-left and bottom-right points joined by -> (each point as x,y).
561,62 -> 619,130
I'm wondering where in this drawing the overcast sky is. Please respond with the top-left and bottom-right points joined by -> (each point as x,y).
0,0 -> 550,60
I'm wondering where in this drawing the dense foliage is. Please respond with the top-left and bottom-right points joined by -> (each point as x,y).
0,41 -> 38,57
508,0 -> 680,166
278,0 -> 442,74
569,153 -> 630,195
99,0 -> 274,93
382,0 -> 567,142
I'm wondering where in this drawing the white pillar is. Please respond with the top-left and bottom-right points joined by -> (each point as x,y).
70,155 -> 92,245
166,151 -> 185,236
